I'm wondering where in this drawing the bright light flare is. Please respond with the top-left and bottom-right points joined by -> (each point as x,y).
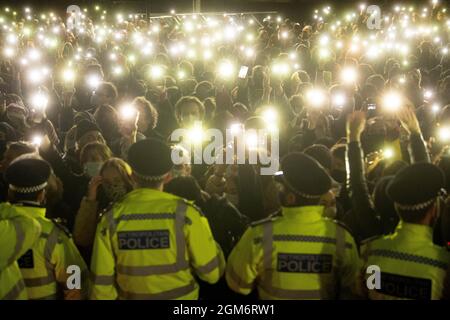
31,135 -> 43,147
150,65 -> 165,80
382,91 -> 403,112
30,92 -> 48,110
271,62 -> 290,76
439,127 -> 450,142
120,104 -> 137,120
306,88 -> 327,108
87,74 -> 101,89
340,67 -> 358,84
217,60 -> 235,79
332,93 -> 346,108
187,123 -> 205,145
383,148 -> 394,159
62,69 -> 75,82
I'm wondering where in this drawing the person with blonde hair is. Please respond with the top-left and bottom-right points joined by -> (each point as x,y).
73,158 -> 134,262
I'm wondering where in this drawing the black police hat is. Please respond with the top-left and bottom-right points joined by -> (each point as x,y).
275,152 -> 332,199
128,138 -> 174,181
387,163 -> 445,211
5,155 -> 51,193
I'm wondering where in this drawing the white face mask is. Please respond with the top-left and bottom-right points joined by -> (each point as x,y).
84,162 -> 103,178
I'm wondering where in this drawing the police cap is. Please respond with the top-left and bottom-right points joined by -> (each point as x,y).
387,163 -> 445,211
275,152 -> 332,199
128,138 -> 173,181
5,155 -> 51,193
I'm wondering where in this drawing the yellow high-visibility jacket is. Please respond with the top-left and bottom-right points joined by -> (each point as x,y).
0,203 -> 41,300
360,221 -> 450,300
15,203 -> 89,300
226,206 -> 360,300
90,188 -> 225,300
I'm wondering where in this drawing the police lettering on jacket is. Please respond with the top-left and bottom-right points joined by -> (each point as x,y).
277,253 -> 333,273
117,230 -> 170,250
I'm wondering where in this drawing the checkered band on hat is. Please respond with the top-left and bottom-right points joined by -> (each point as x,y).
133,170 -> 167,182
9,182 -> 48,194
394,198 -> 436,211
281,175 -> 322,199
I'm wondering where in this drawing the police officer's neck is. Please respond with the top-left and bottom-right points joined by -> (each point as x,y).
136,184 -> 164,191
13,200 -> 44,207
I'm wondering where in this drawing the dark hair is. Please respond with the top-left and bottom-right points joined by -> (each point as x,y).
382,160 -> 408,177
395,203 -> 435,224
373,176 -> 399,234
174,96 -> 205,123
133,96 -> 159,130
179,79 -> 198,96
331,144 -> 346,163
97,82 -> 118,102
9,190 -> 43,203
304,144 -> 332,172
164,176 -> 202,203
194,81 -> 214,101
94,105 -> 119,141
7,141 -> 36,156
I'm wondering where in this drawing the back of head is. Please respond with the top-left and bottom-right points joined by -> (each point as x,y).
5,154 -> 51,202
303,144 -> 333,173
164,176 -> 202,203
128,138 -> 174,188
387,163 -> 445,223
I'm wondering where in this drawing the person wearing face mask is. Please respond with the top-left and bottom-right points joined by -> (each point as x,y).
73,158 -> 134,263
360,163 -> 450,300
39,131 -> 112,216
80,142 -> 113,179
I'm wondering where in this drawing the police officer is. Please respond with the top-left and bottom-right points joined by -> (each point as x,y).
226,152 -> 360,299
90,138 -> 225,300
360,163 -> 450,300
0,197 -> 41,299
5,155 -> 89,300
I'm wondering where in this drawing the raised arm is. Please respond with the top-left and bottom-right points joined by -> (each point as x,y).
345,111 -> 383,241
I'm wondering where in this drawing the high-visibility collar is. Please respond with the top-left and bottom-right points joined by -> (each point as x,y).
124,188 -> 181,201
281,205 -> 325,221
394,220 -> 433,241
13,204 -> 46,219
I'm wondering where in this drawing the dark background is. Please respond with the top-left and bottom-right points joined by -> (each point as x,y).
3,0 -> 416,21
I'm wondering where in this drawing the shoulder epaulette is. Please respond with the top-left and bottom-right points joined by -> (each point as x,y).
250,211 -> 282,227
360,234 -> 383,246
51,218 -> 71,238
181,198 -> 205,217
331,219 -> 354,235
98,201 -> 115,219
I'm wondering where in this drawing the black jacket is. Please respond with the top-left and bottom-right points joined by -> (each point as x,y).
344,132 -> 429,243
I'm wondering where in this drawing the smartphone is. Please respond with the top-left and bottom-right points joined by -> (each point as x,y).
367,103 -> 377,111
238,66 -> 249,79
365,97 -> 377,116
